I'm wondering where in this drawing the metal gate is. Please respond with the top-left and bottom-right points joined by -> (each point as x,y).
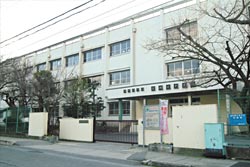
94,120 -> 138,144
0,107 -> 30,135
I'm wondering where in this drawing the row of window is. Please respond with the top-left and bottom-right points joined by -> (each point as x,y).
37,21 -> 198,72
106,59 -> 200,86
38,22 -> 198,70
63,71 -> 130,87
107,97 -> 201,117
39,59 -> 200,86
37,39 -> 131,72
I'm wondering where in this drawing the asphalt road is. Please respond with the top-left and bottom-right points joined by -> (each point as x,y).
0,146 -> 146,167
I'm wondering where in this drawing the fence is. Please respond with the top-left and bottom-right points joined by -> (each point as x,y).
217,88 -> 250,136
0,106 -> 30,135
95,120 -> 138,144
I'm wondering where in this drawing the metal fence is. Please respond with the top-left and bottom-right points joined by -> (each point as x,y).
95,120 -> 138,144
0,107 -> 30,135
217,89 -> 250,136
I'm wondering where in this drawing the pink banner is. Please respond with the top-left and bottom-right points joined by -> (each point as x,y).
160,100 -> 169,135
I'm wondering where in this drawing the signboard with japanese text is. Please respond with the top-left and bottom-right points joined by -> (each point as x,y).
160,100 -> 169,135
144,105 -> 160,129
229,114 -> 247,126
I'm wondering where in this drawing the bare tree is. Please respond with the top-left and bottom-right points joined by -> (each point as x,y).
146,0 -> 250,123
10,59 -> 33,107
0,58 -> 33,108
0,59 -> 12,99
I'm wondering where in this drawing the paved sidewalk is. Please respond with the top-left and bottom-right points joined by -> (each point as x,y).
1,136 -> 249,167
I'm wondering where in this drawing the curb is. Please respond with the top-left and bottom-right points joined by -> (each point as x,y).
0,140 -> 16,146
142,160 -> 193,167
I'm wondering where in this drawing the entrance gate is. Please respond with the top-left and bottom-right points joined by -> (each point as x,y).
94,120 -> 138,144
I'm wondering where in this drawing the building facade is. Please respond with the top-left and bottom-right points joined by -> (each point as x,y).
7,0 -> 242,125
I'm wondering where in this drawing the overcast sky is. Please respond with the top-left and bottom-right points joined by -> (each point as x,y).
0,0 -> 170,60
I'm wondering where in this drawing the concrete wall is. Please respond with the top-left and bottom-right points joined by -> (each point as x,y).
173,104 -> 218,149
28,112 -> 48,137
59,118 -> 93,142
138,118 -> 173,146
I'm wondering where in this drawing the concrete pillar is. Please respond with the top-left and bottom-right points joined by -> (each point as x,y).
46,48 -> 50,71
79,36 -> 84,76
188,95 -> 192,106
130,19 -> 136,85
103,27 -> 110,119
142,98 -> 147,147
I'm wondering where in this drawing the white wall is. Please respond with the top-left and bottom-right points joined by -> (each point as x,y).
59,118 -> 93,142
108,54 -> 131,71
28,112 -> 48,137
65,41 -> 81,56
35,51 -> 48,64
50,46 -> 64,60
173,104 -> 218,149
134,16 -> 163,85
138,118 -> 173,146
82,60 -> 105,76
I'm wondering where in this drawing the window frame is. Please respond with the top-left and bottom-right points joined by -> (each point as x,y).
108,101 -> 130,116
165,21 -> 198,44
65,53 -> 79,67
37,63 -> 46,72
86,75 -> 102,85
109,70 -> 130,86
64,79 -> 77,90
83,47 -> 102,62
110,39 -> 130,56
122,101 -> 130,115
50,58 -> 61,70
167,59 -> 200,77
108,102 -> 119,115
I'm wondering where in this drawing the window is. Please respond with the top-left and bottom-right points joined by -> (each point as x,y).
166,21 -> 197,43
109,102 -> 119,115
110,70 -> 130,86
64,79 -> 76,90
192,97 -> 200,105
86,75 -> 102,85
182,21 -> 198,37
166,27 -> 181,43
167,59 -> 200,77
84,47 -> 102,62
37,63 -> 46,72
50,59 -> 61,70
122,101 -> 130,115
65,54 -> 79,67
110,39 -> 130,56
184,59 -> 200,75
109,101 -> 130,115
